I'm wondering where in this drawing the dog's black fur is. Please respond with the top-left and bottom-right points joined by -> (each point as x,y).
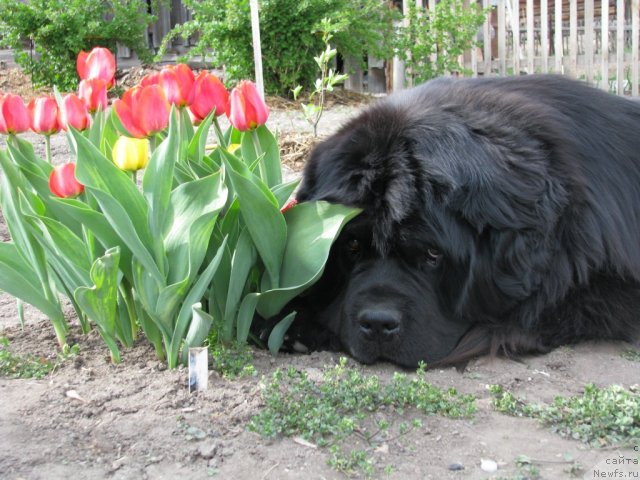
286,75 -> 640,368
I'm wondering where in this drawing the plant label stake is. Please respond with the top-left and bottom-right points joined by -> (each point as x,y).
188,347 -> 208,393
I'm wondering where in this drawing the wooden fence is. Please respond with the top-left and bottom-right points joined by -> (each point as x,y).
127,0 -> 639,96
462,0 -> 640,95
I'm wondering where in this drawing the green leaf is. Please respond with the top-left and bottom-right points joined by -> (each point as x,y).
0,242 -> 66,323
188,110 -> 215,164
236,292 -> 260,344
222,228 -> 257,342
71,127 -> 156,261
52,197 -> 134,282
271,179 -> 300,209
220,148 -> 286,289
168,236 -> 228,368
268,311 -> 297,354
143,106 -> 179,243
180,303 -> 215,364
257,201 -> 360,319
74,247 -> 122,363
163,172 -> 227,284
91,188 -> 164,283
241,125 -> 282,188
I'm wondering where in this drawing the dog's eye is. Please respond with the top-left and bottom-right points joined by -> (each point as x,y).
425,247 -> 442,266
347,239 -> 361,255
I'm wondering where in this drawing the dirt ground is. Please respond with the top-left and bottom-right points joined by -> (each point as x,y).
1,65 -> 639,480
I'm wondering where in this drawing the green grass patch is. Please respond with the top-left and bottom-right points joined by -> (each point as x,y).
621,349 -> 640,362
249,358 -> 476,478
208,341 -> 257,379
0,336 -> 79,379
489,383 -> 640,446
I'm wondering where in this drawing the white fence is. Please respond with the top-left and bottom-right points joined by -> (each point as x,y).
465,0 -> 640,95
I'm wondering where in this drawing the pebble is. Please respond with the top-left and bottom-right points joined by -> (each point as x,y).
480,458 -> 498,472
198,442 -> 218,459
448,462 -> 464,471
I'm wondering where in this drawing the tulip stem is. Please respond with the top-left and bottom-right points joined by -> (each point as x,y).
213,117 -> 227,148
45,135 -> 52,164
250,129 -> 267,182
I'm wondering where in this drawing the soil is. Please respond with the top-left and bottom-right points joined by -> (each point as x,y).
1,65 -> 639,480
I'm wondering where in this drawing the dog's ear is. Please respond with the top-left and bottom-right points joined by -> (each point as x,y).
418,124 -> 576,321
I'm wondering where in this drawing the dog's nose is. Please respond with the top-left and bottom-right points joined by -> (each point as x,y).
358,309 -> 401,341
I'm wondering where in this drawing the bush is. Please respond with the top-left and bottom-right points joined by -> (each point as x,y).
395,0 -> 488,84
0,0 -> 158,90
160,0 -> 398,96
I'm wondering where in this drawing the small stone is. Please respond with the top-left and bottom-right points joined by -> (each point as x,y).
448,462 -> 464,471
480,458 -> 498,472
198,442 -> 218,459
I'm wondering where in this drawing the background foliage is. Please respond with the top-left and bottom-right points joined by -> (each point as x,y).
0,0 -> 159,90
394,0 -> 488,84
159,0 -> 399,95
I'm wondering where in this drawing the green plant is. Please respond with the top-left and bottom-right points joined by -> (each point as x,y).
292,18 -> 349,137
208,339 -> 256,379
159,0 -> 397,95
0,52 -> 360,368
0,0 -> 158,90
0,336 -> 79,379
489,384 -> 640,446
621,348 -> 640,362
395,0 -> 488,84
249,358 -> 476,477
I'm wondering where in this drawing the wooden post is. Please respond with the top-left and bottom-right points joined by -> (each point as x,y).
584,0 -> 594,83
555,0 -> 563,72
249,0 -> 264,99
602,0 -> 609,89
498,0 -> 506,75
633,0 -> 639,96
526,0 -> 534,73
569,0 -> 578,76
616,0 -> 625,95
541,0 -> 549,73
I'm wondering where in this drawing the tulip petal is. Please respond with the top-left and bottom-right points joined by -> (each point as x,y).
137,85 -> 170,136
113,98 -> 147,138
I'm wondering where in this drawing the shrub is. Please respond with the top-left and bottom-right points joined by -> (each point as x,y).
0,0 -> 158,90
159,0 -> 398,95
394,0 -> 488,84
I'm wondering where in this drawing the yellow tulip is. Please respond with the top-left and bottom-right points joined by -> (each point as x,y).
112,136 -> 149,171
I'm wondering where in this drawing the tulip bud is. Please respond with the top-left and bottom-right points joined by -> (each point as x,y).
59,94 -> 91,131
188,71 -> 229,122
226,80 -> 269,131
281,198 -> 298,213
77,47 -> 116,88
113,85 -> 171,138
78,78 -> 108,113
153,64 -> 195,107
0,93 -> 31,134
112,136 -> 149,172
49,163 -> 84,198
28,96 -> 60,135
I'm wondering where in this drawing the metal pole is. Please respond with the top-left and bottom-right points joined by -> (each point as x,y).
249,0 -> 265,98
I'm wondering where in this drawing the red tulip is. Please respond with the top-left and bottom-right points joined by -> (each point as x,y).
188,71 -> 229,122
113,85 -> 170,138
226,80 -> 269,131
143,64 -> 195,108
49,163 -> 84,198
28,96 -> 60,135
76,47 -> 116,88
78,78 -> 108,113
281,198 -> 298,213
0,93 -> 30,134
59,94 -> 90,131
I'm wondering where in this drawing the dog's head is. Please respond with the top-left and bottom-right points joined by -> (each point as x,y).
297,78 -> 578,367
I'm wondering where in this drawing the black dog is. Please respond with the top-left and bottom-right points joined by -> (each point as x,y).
288,74 -> 640,368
